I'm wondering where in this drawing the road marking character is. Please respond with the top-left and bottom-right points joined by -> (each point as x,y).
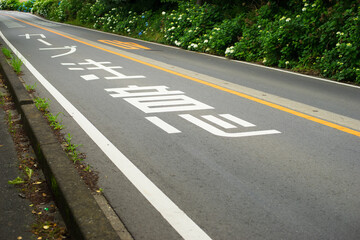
62,59 -> 146,80
180,114 -> 281,137
19,33 -> 45,39
15,32 -> 280,138
106,85 -> 280,137
39,46 -> 77,58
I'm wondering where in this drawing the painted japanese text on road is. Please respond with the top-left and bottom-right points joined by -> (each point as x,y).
20,32 -> 281,138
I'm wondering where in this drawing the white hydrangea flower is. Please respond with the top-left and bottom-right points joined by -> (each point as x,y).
225,46 -> 235,55
174,40 -> 181,46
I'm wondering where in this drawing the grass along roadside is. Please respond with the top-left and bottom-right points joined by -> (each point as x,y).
1,46 -> 91,173
0,44 -> 102,238
2,47 -> 12,59
1,77 -> 69,239
30,93 -> 100,190
10,56 -> 23,74
2,47 -> 23,75
1,1 -> 360,83
1,41 -> 101,191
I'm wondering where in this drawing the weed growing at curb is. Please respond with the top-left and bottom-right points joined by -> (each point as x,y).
45,112 -> 64,130
8,176 -> 25,185
64,133 -> 83,163
84,164 -> 91,172
2,47 -> 12,59
34,97 -> 50,112
10,56 -> 23,74
7,109 -> 15,134
25,82 -> 37,93
32,93 -> 99,191
25,166 -> 34,181
1,78 -> 69,239
0,92 -> 4,105
31,91 -> 65,131
2,60 -> 101,197
1,47 -> 23,74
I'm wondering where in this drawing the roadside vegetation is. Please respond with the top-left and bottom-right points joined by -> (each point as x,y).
0,31 -> 100,240
32,95 -> 95,176
2,47 -> 23,74
0,0 -> 359,84
0,76 -> 68,239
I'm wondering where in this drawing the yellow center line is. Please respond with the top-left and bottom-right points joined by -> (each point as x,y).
4,14 -> 360,137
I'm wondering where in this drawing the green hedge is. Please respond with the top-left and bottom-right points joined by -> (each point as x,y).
225,1 -> 360,83
1,0 -> 359,84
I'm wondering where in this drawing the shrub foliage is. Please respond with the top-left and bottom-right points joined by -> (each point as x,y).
1,0 -> 359,83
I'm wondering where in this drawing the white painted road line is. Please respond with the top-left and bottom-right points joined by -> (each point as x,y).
68,68 -> 84,70
81,74 -> 100,81
220,114 -> 256,127
202,115 -> 237,129
39,46 -> 77,58
0,31 -> 212,240
19,33 -> 46,39
105,85 -> 184,98
124,95 -> 214,113
146,116 -> 181,134
78,59 -> 146,80
180,114 -> 280,138
37,38 -> 52,46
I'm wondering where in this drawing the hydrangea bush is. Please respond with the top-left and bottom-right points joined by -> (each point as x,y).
1,0 -> 359,83
18,0 -> 35,12
225,0 -> 360,83
316,3 -> 360,82
163,2 -> 221,50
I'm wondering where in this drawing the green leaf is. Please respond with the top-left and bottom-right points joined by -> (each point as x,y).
8,177 -> 25,185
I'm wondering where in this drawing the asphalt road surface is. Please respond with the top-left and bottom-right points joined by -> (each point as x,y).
1,11 -> 360,240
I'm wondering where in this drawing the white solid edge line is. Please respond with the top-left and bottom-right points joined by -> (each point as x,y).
146,116 -> 181,133
18,11 -> 360,90
0,31 -> 212,240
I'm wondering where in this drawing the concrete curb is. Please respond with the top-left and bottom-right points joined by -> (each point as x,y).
0,55 -> 120,239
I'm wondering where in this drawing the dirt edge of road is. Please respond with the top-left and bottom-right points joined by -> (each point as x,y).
0,49 -> 129,239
